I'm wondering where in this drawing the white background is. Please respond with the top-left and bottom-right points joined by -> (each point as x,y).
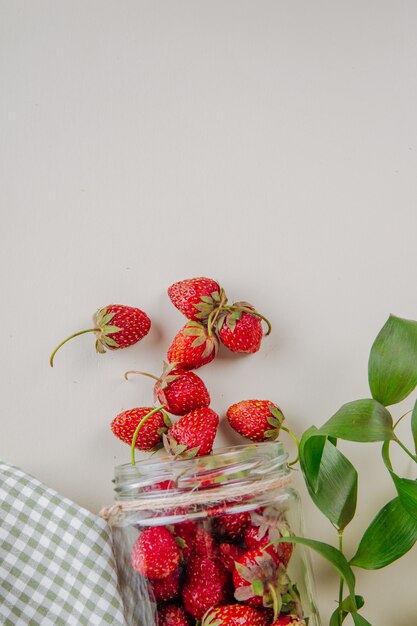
1,1 -> 416,624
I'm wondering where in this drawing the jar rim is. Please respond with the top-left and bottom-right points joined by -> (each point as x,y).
114,441 -> 289,500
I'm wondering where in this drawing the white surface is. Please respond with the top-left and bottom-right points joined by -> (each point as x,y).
1,1 -> 416,623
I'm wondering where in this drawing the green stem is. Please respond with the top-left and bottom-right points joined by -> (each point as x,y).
50,328 -> 99,367
124,370 -> 159,382
131,405 -> 165,465
280,425 -> 300,466
338,531 -> 344,626
393,435 -> 417,463
227,305 -> 272,335
393,410 -> 412,430
267,583 -> 279,622
207,289 -> 227,336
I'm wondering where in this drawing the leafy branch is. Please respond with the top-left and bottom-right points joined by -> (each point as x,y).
294,315 -> 417,625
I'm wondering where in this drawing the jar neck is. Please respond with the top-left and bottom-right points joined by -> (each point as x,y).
114,441 -> 289,502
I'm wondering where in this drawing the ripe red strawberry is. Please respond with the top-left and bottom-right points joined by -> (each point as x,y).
227,400 -> 284,442
168,277 -> 223,322
170,520 -> 198,559
50,304 -> 151,366
244,509 -> 294,567
149,568 -> 181,602
217,303 -> 263,354
125,363 -> 211,416
202,605 -> 268,626
233,548 -> 282,608
219,543 -> 246,572
167,322 -> 219,370
192,526 -> 219,558
182,556 -> 226,619
271,617 -> 306,626
157,603 -> 193,626
111,407 -> 171,451
130,527 -> 180,579
214,511 -> 251,542
164,408 -> 219,458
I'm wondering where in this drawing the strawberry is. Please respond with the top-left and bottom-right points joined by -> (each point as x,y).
126,363 -> 211,416
182,556 -> 226,619
217,303 -> 263,354
111,407 -> 171,451
232,548 -> 282,609
271,617 -> 306,626
130,527 -> 180,579
167,322 -> 219,370
226,400 -> 284,442
169,520 -> 197,559
192,525 -> 219,558
149,568 -> 181,602
50,304 -> 151,366
164,408 -> 219,458
244,508 -> 294,567
168,277 -> 223,322
214,511 -> 251,542
219,543 -> 246,572
155,366 -> 211,416
157,603 -> 193,626
202,604 -> 268,626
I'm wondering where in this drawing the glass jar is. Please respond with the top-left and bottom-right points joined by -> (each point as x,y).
107,442 -> 320,626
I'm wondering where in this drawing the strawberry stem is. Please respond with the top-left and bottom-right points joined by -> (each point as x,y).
49,328 -> 99,367
207,288 -> 227,336
131,405 -> 165,465
227,305 -> 272,335
280,425 -> 300,466
267,582 -> 279,621
124,370 -> 159,382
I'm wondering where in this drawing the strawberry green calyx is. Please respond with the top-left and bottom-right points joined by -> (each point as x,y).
193,287 -> 227,321
207,300 -> 272,338
131,405 -> 169,465
93,307 -> 123,353
264,406 -> 285,440
181,321 -> 219,360
163,432 -> 201,459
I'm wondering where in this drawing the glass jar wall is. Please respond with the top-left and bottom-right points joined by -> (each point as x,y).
108,442 -> 320,626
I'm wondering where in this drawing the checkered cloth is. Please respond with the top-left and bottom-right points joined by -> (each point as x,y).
0,461 -> 127,626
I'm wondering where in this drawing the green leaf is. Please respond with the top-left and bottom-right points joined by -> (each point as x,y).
412,399 -> 417,455
352,614 -> 373,626
329,596 -> 365,626
381,441 -> 417,521
317,399 -> 394,442
369,314 -> 417,406
350,497 -> 417,569
272,536 -> 357,606
200,296 -> 214,304
300,430 -> 358,530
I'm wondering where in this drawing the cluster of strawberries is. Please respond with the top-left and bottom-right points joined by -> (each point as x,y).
129,506 -> 304,626
50,277 -> 304,625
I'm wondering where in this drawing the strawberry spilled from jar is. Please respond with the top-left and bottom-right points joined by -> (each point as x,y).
124,362 -> 210,416
50,304 -> 151,366
164,407 -> 219,458
111,407 -> 171,460
168,277 -> 223,322
167,322 -> 219,370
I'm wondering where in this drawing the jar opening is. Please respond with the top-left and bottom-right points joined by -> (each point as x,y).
114,441 -> 289,501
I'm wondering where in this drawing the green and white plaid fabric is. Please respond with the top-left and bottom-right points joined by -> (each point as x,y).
0,461 -> 127,626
